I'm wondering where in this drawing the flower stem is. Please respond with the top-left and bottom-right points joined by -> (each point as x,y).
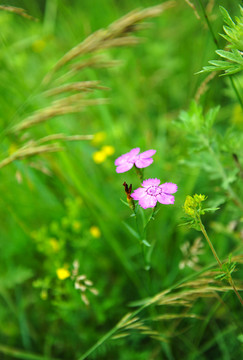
134,165 -> 144,182
197,214 -> 243,306
197,216 -> 222,268
133,206 -> 157,271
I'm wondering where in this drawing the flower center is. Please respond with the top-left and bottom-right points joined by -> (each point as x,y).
146,186 -> 161,196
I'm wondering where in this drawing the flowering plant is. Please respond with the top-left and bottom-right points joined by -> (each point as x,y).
131,178 -> 177,209
116,148 -> 178,270
115,147 -> 156,173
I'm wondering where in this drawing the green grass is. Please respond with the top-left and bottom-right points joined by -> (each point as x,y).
0,0 -> 243,359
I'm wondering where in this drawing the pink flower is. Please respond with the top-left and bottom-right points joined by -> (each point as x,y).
115,148 -> 156,173
131,178 -> 178,209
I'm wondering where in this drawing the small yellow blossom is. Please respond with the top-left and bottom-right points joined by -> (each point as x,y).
194,194 -> 206,203
92,132 -> 106,145
90,226 -> 101,238
101,145 -> 115,156
92,150 -> 107,164
56,268 -> 71,280
183,195 -> 196,216
183,194 -> 207,217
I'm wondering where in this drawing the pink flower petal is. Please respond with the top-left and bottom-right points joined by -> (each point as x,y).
114,148 -> 140,166
159,183 -> 178,194
139,149 -> 156,158
128,148 -> 140,157
131,187 -> 147,200
141,178 -> 160,188
157,193 -> 175,205
116,162 -> 134,173
139,195 -> 157,209
115,153 -> 129,166
135,157 -> 153,168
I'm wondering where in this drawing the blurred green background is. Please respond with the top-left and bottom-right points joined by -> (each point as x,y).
0,0 -> 242,359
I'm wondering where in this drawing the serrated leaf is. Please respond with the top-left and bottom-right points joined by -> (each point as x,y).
224,65 -> 243,75
208,60 -> 232,68
205,106 -> 220,129
219,6 -> 235,27
216,49 -> 243,64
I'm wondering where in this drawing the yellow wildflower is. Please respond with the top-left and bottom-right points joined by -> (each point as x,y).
183,195 -> 196,216
92,150 -> 107,164
90,226 -> 101,238
56,268 -> 71,280
92,132 -> 106,145
101,145 -> 115,156
194,194 -> 206,203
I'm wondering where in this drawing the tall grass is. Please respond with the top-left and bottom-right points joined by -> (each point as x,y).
0,1 -> 242,359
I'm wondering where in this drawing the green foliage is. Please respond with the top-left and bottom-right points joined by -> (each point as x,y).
0,1 -> 243,360
214,254 -> 237,281
200,6 -> 243,75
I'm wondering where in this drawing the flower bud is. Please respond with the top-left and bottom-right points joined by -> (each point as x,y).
123,182 -> 135,210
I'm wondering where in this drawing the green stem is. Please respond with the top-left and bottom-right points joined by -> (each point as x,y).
198,0 -> 218,47
133,206 -> 157,271
198,215 -> 243,306
77,324 -> 121,360
134,165 -> 144,182
229,76 -> 243,111
133,208 -> 149,271
228,277 -> 243,306
197,216 -> 222,268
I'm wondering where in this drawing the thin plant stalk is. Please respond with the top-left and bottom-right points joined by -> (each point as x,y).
133,205 -> 157,271
196,214 -> 243,306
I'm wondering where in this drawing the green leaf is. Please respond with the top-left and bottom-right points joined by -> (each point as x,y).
216,49 -> 243,64
120,198 -> 130,207
122,222 -> 140,239
141,239 -> 151,247
208,60 -> 232,68
203,207 -> 219,213
219,6 -> 235,28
